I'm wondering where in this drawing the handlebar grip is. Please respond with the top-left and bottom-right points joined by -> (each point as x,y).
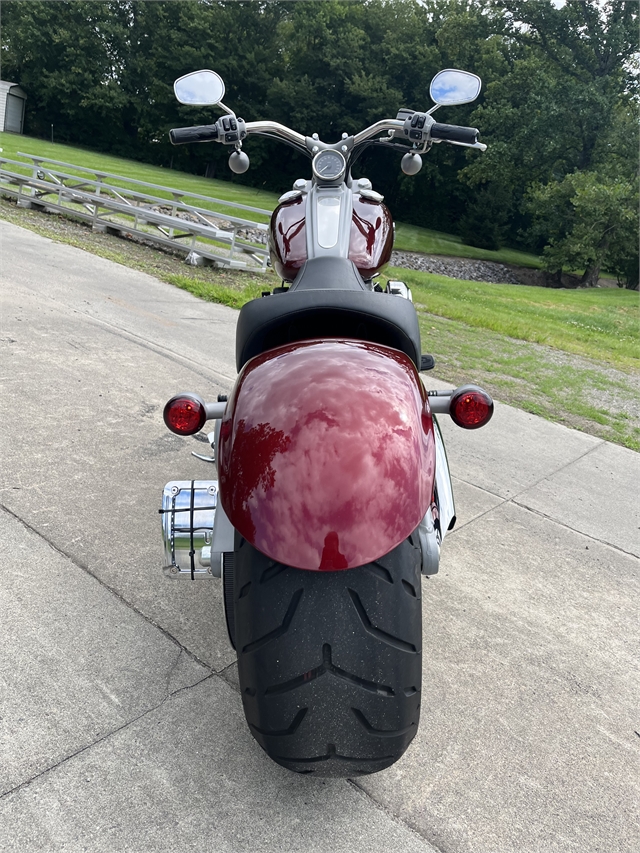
169,124 -> 219,145
430,123 -> 478,145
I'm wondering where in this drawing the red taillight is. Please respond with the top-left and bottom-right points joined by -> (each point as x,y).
163,394 -> 207,435
450,385 -> 494,429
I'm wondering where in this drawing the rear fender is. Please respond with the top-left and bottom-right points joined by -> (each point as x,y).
218,339 -> 435,571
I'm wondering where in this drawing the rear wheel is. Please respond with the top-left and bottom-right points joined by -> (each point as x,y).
233,535 -> 422,777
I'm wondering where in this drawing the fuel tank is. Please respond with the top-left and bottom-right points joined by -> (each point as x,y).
217,339 -> 435,571
269,193 -> 394,282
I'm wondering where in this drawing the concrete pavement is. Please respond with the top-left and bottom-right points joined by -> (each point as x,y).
1,220 -> 638,852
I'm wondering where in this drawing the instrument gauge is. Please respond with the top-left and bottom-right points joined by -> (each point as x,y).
312,150 -> 346,182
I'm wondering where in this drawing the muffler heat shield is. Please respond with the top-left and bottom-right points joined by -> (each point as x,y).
218,339 -> 435,571
161,480 -> 218,578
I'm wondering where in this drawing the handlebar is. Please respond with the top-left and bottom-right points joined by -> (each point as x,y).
430,123 -> 478,145
353,119 -> 404,145
169,117 -> 483,154
244,121 -> 307,148
169,124 -> 219,145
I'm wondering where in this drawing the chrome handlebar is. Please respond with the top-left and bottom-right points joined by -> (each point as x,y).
244,120 -> 307,149
243,117 -> 484,152
243,118 -> 406,152
353,119 -> 404,145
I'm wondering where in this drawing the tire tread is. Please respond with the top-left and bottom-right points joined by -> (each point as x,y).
234,537 -> 422,777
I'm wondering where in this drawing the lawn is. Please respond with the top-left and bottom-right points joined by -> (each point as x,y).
2,133 -> 638,450
395,267 -> 639,371
393,223 -> 543,268
0,131 -> 278,223
1,131 -> 541,267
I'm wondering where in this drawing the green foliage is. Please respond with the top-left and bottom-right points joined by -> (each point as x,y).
458,182 -> 511,250
525,170 -> 639,287
1,0 -> 637,278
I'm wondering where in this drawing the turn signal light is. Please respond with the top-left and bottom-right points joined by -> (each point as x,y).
450,385 -> 494,429
163,394 -> 207,436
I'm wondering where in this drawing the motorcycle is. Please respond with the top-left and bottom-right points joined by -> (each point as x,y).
160,68 -> 493,777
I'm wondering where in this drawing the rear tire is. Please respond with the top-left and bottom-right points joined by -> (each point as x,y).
233,535 -> 422,777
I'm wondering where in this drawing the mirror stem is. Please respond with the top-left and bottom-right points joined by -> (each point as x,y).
217,101 -> 236,117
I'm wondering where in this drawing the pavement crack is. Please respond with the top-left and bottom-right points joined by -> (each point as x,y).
165,647 -> 184,697
507,439 -> 605,504
449,438 -> 605,512
345,779 -> 443,853
216,660 -> 240,692
0,672 -> 217,802
0,502 -> 214,670
448,496 -> 507,535
511,499 -> 638,558
447,442 -> 638,560
74,312 -> 236,386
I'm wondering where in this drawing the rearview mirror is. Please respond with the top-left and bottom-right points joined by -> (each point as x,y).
174,70 -> 225,106
429,69 -> 481,106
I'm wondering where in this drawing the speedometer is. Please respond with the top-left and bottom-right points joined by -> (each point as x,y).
312,150 -> 346,182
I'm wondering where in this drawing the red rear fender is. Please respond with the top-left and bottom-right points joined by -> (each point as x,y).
218,339 -> 435,571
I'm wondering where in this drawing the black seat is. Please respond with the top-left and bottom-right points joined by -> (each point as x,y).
236,259 -> 422,371
289,257 -> 367,291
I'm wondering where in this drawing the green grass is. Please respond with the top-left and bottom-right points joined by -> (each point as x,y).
2,193 -> 637,450
0,194 -> 274,304
394,223 -> 543,268
0,131 -> 279,223
394,266 -> 639,371
164,273 -> 267,309
417,312 -> 640,451
2,131 -> 544,266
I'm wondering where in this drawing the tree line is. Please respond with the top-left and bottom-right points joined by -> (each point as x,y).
2,0 -> 638,287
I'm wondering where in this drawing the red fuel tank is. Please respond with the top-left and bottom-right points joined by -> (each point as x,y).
269,194 -> 307,282
349,193 -> 394,278
269,192 -> 394,282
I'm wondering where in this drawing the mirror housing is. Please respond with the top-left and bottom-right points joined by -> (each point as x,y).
174,70 -> 225,106
429,69 -> 481,106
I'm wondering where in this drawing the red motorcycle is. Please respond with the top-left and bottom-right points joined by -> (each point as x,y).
161,68 -> 493,777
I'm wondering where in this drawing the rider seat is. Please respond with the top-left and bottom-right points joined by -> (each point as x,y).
235,258 -> 422,371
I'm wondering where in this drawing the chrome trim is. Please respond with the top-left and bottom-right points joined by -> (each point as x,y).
161,480 -> 218,579
417,506 -> 440,575
386,280 -> 412,301
433,416 -> 456,537
312,150 -> 346,182
353,119 -> 404,145
244,120 -> 307,148
432,138 -> 487,152
359,188 -> 384,202
191,428 -> 217,463
278,189 -> 303,204
191,452 -> 216,463
305,182 -> 353,260
221,552 -> 236,649
427,392 -> 452,414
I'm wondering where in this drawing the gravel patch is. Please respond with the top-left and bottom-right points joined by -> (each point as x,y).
391,250 -> 523,284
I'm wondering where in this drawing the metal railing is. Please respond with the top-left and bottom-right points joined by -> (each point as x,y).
0,153 -> 272,272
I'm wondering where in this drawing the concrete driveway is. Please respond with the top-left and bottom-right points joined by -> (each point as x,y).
1,220 -> 638,853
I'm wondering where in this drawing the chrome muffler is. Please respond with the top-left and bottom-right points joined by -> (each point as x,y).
161,480 -> 219,579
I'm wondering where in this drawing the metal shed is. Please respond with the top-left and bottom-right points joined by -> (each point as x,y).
0,81 -> 27,134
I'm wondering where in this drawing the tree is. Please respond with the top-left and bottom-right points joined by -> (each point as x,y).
525,170 -> 638,287
0,1 -> 131,148
1,0 -> 637,276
